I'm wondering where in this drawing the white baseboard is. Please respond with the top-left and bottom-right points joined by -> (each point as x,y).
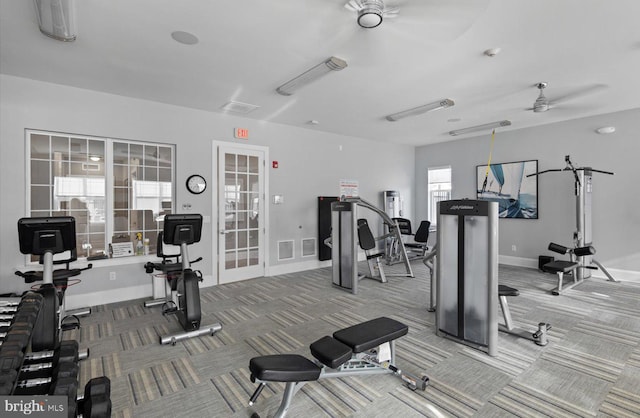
268,258 -> 332,276
63,256 -> 640,310
591,267 -> 640,283
499,255 -> 538,269
498,255 -> 640,283
65,284 -> 151,310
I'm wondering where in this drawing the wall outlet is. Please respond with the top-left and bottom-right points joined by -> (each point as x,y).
109,271 -> 117,281
511,245 -> 517,252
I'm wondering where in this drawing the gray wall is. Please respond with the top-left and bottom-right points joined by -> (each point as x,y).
0,74 -> 415,303
415,108 -> 640,276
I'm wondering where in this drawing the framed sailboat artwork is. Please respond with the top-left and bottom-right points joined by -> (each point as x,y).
476,159 -> 539,219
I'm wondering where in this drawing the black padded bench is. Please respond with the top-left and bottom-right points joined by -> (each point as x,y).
498,284 -> 551,346
248,317 -> 426,418
543,243 -> 596,295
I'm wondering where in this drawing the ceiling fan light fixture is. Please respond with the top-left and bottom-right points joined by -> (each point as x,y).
276,56 -> 347,96
449,120 -> 512,136
386,99 -> 455,122
533,82 -> 549,112
358,0 -> 384,28
533,99 -> 549,112
33,0 -> 77,42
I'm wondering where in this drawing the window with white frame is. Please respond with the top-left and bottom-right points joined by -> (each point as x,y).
427,166 -> 452,225
27,130 -> 175,260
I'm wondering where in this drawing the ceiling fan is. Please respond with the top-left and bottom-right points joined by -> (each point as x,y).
529,82 -> 607,113
344,0 -> 398,28
342,0 -> 490,46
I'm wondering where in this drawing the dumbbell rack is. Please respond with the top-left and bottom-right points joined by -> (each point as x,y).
0,292 -> 112,417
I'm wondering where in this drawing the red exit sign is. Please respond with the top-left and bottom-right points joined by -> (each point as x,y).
234,128 -> 249,139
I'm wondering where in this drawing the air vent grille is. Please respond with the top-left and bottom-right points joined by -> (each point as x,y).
220,101 -> 260,114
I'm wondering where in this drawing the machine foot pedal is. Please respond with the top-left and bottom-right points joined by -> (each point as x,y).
61,314 -> 81,331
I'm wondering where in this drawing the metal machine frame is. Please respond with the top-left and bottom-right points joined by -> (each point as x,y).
527,155 -> 616,282
329,197 -> 413,294
436,200 -> 499,357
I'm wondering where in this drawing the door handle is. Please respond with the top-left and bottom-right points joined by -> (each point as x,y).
220,230 -> 226,235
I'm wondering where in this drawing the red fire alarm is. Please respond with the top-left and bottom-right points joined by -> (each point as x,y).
272,161 -> 279,169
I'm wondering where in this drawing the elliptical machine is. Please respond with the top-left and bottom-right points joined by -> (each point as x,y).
15,217 -> 92,354
144,214 -> 221,345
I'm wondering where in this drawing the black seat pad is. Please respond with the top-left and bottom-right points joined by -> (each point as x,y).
17,268 -> 82,284
498,284 -> 519,297
152,262 -> 182,275
310,336 -> 352,369
544,260 -> 578,273
249,354 -> 321,382
333,317 -> 408,353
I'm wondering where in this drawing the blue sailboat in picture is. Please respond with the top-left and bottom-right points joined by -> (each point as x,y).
478,161 -> 537,218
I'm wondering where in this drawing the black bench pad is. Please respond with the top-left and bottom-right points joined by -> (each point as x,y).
249,354 -> 321,382
310,336 -> 352,369
333,317 -> 408,353
498,285 -> 519,297
544,260 -> 578,273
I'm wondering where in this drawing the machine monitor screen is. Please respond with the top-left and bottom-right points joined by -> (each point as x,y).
163,214 -> 202,246
17,216 -> 76,256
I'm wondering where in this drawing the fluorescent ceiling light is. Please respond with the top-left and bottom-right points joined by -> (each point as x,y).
34,0 -> 77,42
449,120 -> 512,136
386,99 -> 455,122
276,57 -> 347,96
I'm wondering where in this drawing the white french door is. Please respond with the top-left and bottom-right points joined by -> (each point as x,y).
215,143 -> 267,284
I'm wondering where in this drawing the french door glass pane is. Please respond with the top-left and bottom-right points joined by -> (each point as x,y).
223,151 -> 259,272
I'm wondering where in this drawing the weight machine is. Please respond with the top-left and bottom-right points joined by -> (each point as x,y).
527,155 -> 617,284
329,197 -> 413,294
435,200 -> 550,356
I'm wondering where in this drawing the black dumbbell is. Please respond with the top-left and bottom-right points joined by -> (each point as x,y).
0,310 -> 39,333
19,361 -> 79,381
79,376 -> 111,401
0,328 -> 32,351
0,347 -> 25,373
82,394 -> 111,418
77,376 -> 111,418
0,294 -> 42,312
24,340 -> 79,365
0,332 -> 31,351
50,376 -> 78,418
0,369 -> 18,395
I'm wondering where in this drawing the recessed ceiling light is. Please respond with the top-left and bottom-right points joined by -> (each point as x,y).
307,120 -> 320,125
595,126 -> 616,134
171,31 -> 199,45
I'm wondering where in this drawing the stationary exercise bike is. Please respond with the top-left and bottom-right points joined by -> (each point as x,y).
143,214 -> 221,345
15,217 -> 92,354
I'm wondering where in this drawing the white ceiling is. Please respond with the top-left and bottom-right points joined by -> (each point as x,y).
1,0 -> 639,146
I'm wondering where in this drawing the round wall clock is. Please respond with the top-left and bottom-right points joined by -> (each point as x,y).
186,174 -> 207,194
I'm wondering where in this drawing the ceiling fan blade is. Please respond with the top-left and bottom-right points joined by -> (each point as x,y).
549,84 -> 607,105
390,0 -> 490,42
383,7 -> 399,18
344,0 -> 363,12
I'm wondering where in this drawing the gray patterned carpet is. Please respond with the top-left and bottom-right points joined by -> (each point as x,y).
65,261 -> 640,417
